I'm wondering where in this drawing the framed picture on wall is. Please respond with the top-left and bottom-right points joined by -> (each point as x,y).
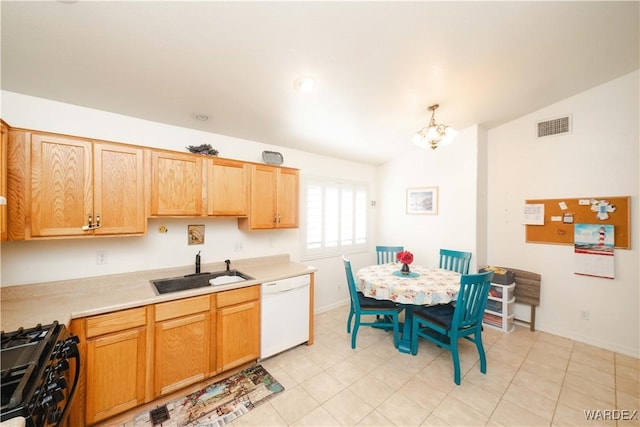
406,187 -> 438,215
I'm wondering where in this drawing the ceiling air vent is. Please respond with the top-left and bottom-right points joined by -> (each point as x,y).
537,115 -> 571,138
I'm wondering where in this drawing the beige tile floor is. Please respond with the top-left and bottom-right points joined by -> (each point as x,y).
233,305 -> 639,427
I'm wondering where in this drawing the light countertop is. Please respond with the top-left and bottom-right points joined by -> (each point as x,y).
0,417 -> 25,427
1,255 -> 316,332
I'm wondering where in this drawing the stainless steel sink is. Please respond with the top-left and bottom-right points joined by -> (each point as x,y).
150,270 -> 254,295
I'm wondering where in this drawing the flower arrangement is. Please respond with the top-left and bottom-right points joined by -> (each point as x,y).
396,250 -> 414,265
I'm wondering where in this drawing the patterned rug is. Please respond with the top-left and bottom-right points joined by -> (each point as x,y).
129,365 -> 284,427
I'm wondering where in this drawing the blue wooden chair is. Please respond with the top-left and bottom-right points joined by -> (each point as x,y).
439,249 -> 472,274
376,245 -> 404,264
410,270 -> 494,384
343,256 -> 403,349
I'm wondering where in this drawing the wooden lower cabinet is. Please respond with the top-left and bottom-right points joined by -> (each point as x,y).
86,328 -> 147,423
153,294 -> 215,397
70,306 -> 150,426
69,287 -> 262,425
216,286 -> 260,372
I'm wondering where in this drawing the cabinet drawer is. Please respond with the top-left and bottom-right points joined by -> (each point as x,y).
217,286 -> 260,308
86,307 -> 147,338
488,284 -> 514,300
483,313 -> 514,331
155,295 -> 211,322
485,299 -> 514,316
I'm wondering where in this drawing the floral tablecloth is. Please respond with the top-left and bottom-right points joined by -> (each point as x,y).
355,263 -> 461,305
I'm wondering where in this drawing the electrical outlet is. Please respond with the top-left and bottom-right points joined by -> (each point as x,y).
96,250 -> 108,265
581,310 -> 590,320
234,241 -> 243,252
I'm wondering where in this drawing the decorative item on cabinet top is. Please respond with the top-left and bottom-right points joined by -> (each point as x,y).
262,150 -> 284,165
186,144 -> 218,156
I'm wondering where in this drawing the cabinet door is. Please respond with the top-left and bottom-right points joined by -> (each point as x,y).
216,292 -> 260,372
85,327 -> 147,424
1,122 -> 7,241
208,158 -> 249,216
154,312 -> 211,396
150,150 -> 204,216
93,142 -> 146,235
31,133 -> 92,236
248,164 -> 277,229
276,167 -> 299,228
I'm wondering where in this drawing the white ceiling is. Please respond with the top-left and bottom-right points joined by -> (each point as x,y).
2,1 -> 638,165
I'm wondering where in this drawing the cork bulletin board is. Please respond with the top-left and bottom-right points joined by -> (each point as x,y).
525,196 -> 631,249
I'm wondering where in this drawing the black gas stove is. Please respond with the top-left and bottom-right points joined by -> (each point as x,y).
1,322 -> 80,427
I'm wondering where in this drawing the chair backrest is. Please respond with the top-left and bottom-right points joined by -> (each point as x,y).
342,256 -> 360,308
452,270 -> 494,330
439,249 -> 472,274
376,245 -> 404,264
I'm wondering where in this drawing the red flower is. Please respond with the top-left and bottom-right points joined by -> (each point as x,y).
396,250 -> 414,265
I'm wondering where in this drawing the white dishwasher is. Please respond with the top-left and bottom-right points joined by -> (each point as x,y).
260,274 -> 310,359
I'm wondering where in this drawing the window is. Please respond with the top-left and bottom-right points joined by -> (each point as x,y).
302,177 -> 368,258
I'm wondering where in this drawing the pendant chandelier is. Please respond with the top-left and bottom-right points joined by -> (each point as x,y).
412,104 -> 458,150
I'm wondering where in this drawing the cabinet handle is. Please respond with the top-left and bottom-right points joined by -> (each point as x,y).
82,213 -> 102,231
277,214 -> 281,223
82,214 -> 92,231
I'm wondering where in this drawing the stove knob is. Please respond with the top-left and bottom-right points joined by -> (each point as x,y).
58,336 -> 80,358
54,359 -> 70,373
47,376 -> 67,391
41,389 -> 64,408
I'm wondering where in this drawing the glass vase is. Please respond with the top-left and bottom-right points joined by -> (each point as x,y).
401,263 -> 410,275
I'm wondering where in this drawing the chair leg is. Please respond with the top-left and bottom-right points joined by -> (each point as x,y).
475,333 -> 487,375
351,319 -> 360,349
451,339 -> 461,385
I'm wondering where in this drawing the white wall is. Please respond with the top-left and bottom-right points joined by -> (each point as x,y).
376,124 -> 483,270
0,91 -> 377,314
486,71 -> 639,357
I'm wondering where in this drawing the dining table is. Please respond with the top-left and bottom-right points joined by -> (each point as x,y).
355,263 -> 461,354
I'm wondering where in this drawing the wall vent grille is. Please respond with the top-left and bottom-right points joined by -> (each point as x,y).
537,116 -> 571,138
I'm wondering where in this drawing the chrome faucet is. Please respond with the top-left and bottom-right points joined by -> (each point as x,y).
195,251 -> 201,274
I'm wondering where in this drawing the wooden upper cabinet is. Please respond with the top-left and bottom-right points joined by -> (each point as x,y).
30,134 -> 146,237
150,150 -> 204,216
31,133 -> 93,237
1,122 -> 8,241
247,164 -> 278,229
207,158 -> 249,216
239,164 -> 299,230
93,143 -> 146,235
7,130 -> 146,239
277,167 -> 299,228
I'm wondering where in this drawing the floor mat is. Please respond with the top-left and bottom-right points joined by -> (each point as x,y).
129,364 -> 284,427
